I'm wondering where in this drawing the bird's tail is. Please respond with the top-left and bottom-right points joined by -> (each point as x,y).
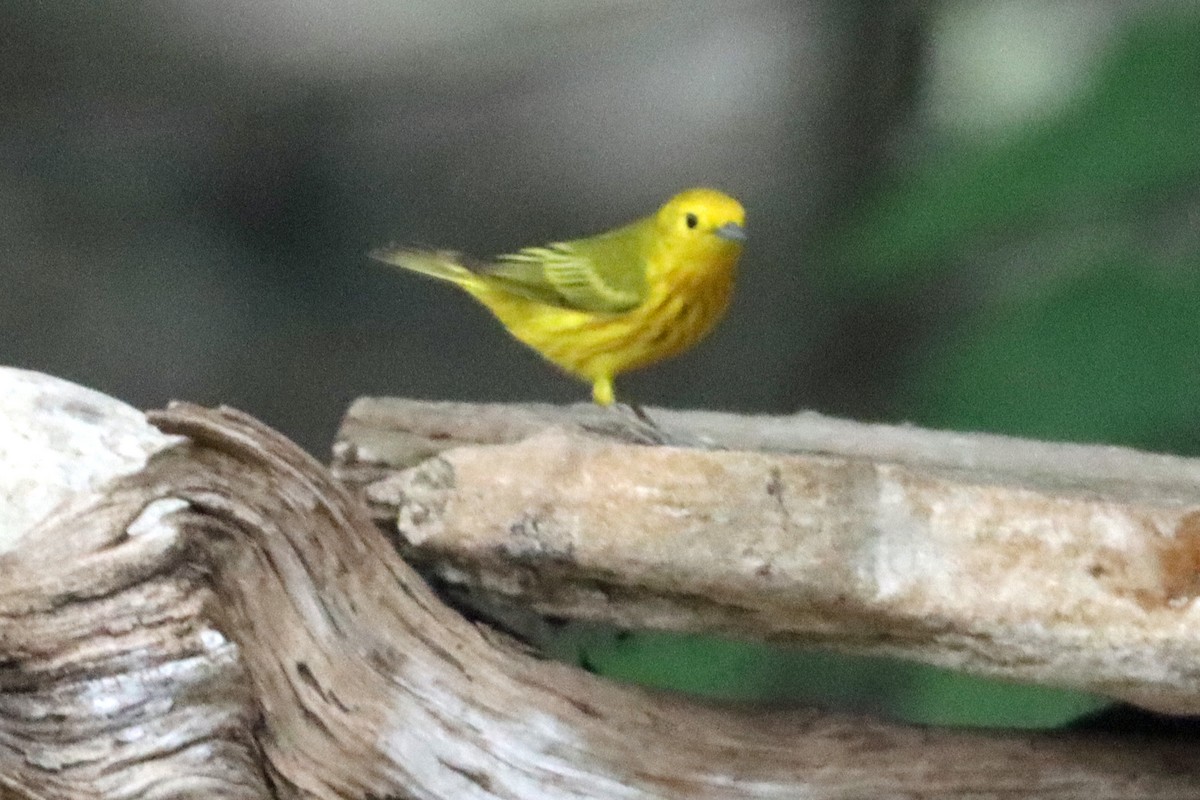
369,247 -> 483,291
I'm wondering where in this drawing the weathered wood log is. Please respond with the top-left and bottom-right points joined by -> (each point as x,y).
4,368 -> 1200,799
335,397 -> 1200,716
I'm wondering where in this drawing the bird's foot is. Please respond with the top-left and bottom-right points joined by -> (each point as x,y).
599,402 -> 715,448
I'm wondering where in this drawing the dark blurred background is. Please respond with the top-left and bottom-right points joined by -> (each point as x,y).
4,0 -> 1198,727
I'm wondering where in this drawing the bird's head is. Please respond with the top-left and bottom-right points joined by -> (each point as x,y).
655,188 -> 747,259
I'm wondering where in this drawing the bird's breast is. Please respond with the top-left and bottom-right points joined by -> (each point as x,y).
475,245 -> 737,382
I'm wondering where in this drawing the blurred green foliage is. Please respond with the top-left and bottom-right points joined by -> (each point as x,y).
558,629 -> 1105,727
579,9 -> 1199,727
908,260 -> 1200,450
835,9 -> 1200,449
836,11 -> 1200,288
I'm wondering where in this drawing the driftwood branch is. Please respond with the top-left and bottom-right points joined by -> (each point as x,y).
334,398 -> 1200,716
4,368 -> 1200,799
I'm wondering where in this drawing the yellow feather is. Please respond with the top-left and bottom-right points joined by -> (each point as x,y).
372,188 -> 746,406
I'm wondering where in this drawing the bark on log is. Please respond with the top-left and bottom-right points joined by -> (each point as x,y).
4,368 -> 1200,799
334,398 -> 1200,716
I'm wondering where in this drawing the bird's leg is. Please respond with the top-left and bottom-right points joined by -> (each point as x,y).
591,376 -> 615,407
580,399 -> 717,448
609,401 -> 670,445
614,402 -> 718,448
591,375 -> 661,436
586,376 -> 713,447
628,402 -> 655,426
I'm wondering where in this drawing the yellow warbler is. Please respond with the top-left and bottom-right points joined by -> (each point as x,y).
371,187 -> 746,406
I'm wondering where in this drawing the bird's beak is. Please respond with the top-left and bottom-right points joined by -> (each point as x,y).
715,222 -> 747,242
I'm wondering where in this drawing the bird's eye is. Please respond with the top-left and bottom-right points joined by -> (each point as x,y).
685,213 -> 698,229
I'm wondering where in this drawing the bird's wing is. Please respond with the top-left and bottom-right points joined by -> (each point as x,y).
488,223 -> 648,313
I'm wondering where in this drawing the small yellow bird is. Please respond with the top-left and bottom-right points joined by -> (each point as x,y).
370,188 -> 746,406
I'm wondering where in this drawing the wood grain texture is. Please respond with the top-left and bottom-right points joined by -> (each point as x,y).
4,370 -> 1200,798
335,398 -> 1200,715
